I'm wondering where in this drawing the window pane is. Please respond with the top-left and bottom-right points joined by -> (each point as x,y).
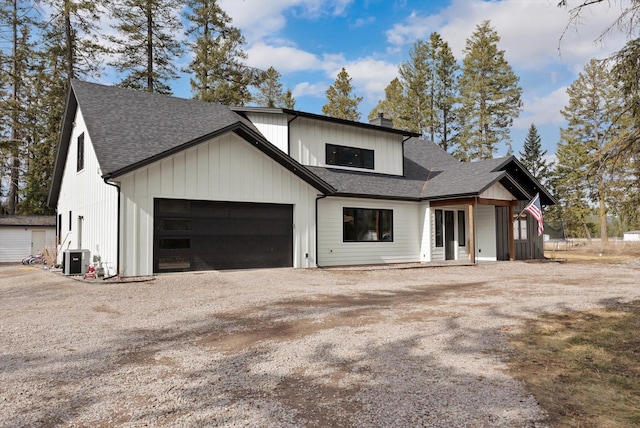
343,208 -> 357,241
325,144 -> 374,170
158,219 -> 192,231
458,211 -> 466,246
77,133 -> 84,172
520,219 -> 528,240
326,144 -> 337,165
513,218 -> 520,240
363,150 -> 374,169
158,199 -> 190,214
435,210 -> 443,247
159,238 -> 190,250
343,208 -> 392,242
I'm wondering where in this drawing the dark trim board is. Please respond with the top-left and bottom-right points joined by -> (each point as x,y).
153,198 -> 294,273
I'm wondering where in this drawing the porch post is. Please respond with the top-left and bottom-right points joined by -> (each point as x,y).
508,204 -> 515,261
468,203 -> 475,264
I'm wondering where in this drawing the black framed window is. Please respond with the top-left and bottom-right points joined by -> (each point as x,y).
458,211 -> 466,246
343,208 -> 392,242
435,209 -> 443,247
68,211 -> 72,231
326,144 -> 374,169
77,133 -> 84,172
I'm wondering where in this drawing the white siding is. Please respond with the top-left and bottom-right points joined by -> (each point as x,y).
418,202 -> 431,262
245,112 -> 289,154
480,182 -> 515,201
475,204 -> 497,261
290,117 -> 404,175
56,109 -> 119,275
0,228 -> 55,262
317,197 -> 420,266
119,132 -> 320,277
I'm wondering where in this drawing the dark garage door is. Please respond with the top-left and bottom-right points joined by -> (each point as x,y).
154,198 -> 293,273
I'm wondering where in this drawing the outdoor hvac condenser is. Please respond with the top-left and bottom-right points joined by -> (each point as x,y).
63,249 -> 90,275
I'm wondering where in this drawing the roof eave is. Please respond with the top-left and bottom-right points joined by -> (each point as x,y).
47,85 -> 77,209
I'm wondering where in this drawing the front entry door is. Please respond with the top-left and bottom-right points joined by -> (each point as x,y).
445,210 -> 455,260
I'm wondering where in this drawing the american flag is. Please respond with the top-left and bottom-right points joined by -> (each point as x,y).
524,193 -> 544,236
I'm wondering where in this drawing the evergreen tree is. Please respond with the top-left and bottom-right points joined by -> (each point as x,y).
283,89 -> 296,109
322,67 -> 362,121
456,20 -> 522,161
519,124 -> 551,185
397,39 -> 431,134
368,77 -> 406,129
556,58 -> 629,241
184,0 -> 261,105
430,32 -> 459,151
253,66 -> 292,108
109,0 -> 184,94
0,0 -> 35,214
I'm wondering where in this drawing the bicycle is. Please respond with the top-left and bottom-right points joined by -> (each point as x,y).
22,254 -> 46,265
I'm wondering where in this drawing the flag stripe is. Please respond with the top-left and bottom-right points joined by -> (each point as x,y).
524,193 -> 544,236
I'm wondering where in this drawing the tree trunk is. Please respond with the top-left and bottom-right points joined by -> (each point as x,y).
146,1 -> 153,92
64,0 -> 74,81
6,0 -> 20,215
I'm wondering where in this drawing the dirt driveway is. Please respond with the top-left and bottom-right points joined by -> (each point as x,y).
1,261 -> 639,427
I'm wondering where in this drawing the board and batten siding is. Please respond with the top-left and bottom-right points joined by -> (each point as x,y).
244,112 -> 289,154
475,204 -> 497,261
56,108 -> 119,274
118,132 -> 320,277
317,197 -> 421,266
289,117 -> 404,175
480,182 -> 515,201
0,228 -> 56,263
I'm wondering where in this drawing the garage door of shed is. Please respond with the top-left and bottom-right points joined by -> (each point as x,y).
153,199 -> 293,273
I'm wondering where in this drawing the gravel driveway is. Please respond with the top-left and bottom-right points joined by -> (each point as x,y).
1,261 -> 639,427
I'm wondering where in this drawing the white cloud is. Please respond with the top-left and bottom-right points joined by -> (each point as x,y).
293,81 -> 327,98
515,86 -> 569,130
245,42 -> 323,72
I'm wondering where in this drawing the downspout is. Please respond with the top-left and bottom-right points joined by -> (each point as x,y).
315,194 -> 327,268
473,196 -> 478,265
287,112 -> 300,156
104,178 -> 121,278
401,136 -> 412,177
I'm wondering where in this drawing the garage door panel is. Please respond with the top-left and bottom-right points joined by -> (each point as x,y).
154,199 -> 293,273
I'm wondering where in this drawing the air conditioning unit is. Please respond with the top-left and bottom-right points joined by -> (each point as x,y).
63,250 -> 90,275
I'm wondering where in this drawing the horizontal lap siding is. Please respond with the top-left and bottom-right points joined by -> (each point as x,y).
120,133 -> 318,276
317,197 -> 420,266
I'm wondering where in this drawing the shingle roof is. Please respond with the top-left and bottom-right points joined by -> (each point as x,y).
71,80 -> 257,176
308,138 -> 510,201
0,216 -> 56,227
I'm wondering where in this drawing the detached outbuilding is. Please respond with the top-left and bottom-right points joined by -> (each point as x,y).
623,231 -> 640,242
0,216 -> 56,263
48,80 -> 556,276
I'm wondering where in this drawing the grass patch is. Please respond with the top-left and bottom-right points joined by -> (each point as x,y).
508,301 -> 640,427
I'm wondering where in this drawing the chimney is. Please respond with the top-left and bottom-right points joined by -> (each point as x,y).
369,112 -> 393,128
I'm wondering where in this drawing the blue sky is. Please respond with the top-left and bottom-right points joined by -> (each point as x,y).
142,1 -> 631,159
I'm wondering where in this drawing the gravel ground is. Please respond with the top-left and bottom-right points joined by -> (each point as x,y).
1,261 -> 639,427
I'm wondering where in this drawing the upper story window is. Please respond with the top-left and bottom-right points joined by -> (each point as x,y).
326,144 -> 374,170
77,133 -> 84,172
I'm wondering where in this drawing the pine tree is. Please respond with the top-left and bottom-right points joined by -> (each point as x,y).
283,89 -> 296,109
109,0 -> 184,94
519,124 -> 551,185
397,39 -> 431,134
184,0 -> 261,105
456,20 -> 522,161
0,0 -> 35,214
368,78 -> 406,129
253,66 -> 292,108
430,32 -> 459,151
556,58 -> 630,241
322,67 -> 362,121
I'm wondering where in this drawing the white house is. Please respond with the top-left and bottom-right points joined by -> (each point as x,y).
48,80 -> 556,276
0,216 -> 56,263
